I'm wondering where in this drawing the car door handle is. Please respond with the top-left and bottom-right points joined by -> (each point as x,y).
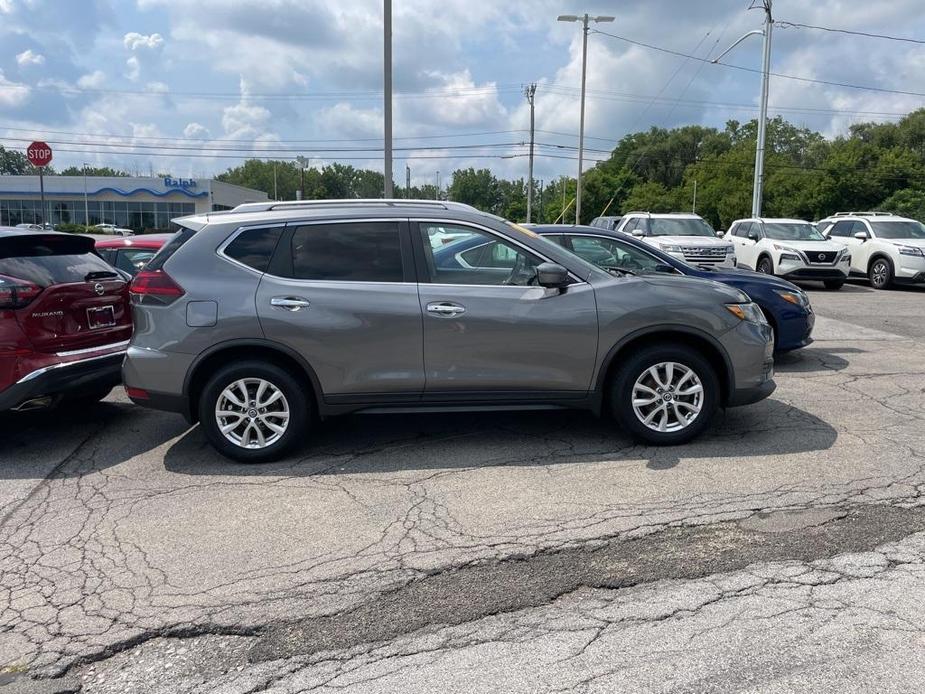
426,302 -> 466,317
270,296 -> 311,311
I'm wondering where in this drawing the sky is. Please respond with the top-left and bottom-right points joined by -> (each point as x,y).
1,0 -> 925,187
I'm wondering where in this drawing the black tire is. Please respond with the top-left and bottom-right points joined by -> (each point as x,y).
198,361 -> 309,463
823,279 -> 845,290
609,345 -> 720,446
757,256 -> 774,275
868,257 -> 893,290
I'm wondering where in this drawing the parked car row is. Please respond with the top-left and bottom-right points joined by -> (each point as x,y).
591,210 -> 925,290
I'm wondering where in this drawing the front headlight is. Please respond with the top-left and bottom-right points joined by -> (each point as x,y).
659,244 -> 682,253
724,246 -> 736,255
774,289 -> 809,308
896,244 -> 924,257
726,302 -> 767,324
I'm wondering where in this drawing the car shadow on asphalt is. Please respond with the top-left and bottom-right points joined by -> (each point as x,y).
773,346 -> 864,373
162,397 -> 837,476
0,399 -> 188,479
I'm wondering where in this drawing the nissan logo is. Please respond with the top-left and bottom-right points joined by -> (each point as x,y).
94,283 -> 105,296
817,253 -> 826,261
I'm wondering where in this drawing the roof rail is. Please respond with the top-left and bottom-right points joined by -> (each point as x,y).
831,210 -> 894,217
231,199 -> 480,214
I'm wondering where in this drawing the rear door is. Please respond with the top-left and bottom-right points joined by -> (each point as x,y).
0,234 -> 131,353
414,221 -> 598,396
255,219 -> 425,398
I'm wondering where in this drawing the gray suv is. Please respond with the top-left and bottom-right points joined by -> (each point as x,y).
123,200 -> 775,462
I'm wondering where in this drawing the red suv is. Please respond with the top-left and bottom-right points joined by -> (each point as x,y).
0,229 -> 132,412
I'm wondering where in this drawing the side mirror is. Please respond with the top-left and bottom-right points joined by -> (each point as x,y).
655,263 -> 676,274
630,229 -> 645,237
747,231 -> 760,241
535,262 -> 569,289
716,230 -> 726,238
853,231 -> 869,241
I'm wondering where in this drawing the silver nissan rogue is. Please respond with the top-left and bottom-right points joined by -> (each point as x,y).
123,200 -> 775,463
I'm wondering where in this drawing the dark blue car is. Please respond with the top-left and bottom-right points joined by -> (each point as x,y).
432,223 -> 813,352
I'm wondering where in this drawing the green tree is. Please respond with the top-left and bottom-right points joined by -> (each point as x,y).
0,145 -> 30,175
58,166 -> 129,177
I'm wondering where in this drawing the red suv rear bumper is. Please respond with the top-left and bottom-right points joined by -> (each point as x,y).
0,341 -> 128,411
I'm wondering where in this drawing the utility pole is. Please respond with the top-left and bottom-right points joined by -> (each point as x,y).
557,13 -> 614,224
383,0 -> 394,197
692,179 -> 697,214
524,83 -> 537,222
273,163 -> 278,200
83,163 -> 89,226
711,1 -> 772,217
435,171 -> 440,199
405,164 -> 411,198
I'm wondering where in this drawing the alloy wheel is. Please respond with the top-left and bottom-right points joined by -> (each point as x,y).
871,260 -> 889,288
215,378 -> 290,449
631,362 -> 704,433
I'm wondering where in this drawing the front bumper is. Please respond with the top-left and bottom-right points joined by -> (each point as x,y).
720,319 -> 775,408
0,350 -> 124,411
895,255 -> 925,281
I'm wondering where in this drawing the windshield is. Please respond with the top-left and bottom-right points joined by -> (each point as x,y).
870,221 -> 925,239
763,223 -> 825,241
648,218 -> 717,238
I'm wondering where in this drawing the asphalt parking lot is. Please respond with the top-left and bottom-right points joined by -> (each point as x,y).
2,280 -> 925,693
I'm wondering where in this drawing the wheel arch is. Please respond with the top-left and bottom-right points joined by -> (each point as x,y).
595,326 -> 734,409
183,339 -> 323,423
757,251 -> 774,272
867,251 -> 894,274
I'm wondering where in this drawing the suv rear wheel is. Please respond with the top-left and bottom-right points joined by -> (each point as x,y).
610,345 -> 719,445
198,361 -> 309,463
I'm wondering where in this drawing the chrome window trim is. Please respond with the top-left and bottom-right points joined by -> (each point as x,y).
56,339 -> 130,357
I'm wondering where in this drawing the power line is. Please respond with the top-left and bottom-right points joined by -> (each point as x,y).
776,21 -> 925,45
591,28 -> 925,99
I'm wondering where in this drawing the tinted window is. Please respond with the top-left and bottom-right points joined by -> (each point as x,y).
115,248 -> 159,275
423,224 -> 544,286
649,218 -> 716,238
570,236 -> 666,273
869,220 -> 925,239
622,217 -> 639,232
734,222 -> 752,238
146,228 -> 192,271
828,220 -> 854,238
0,235 -> 115,287
291,222 -> 403,282
224,227 -> 283,272
763,223 -> 824,241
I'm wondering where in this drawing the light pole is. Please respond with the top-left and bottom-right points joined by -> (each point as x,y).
557,13 -> 613,224
524,83 -> 537,222
83,162 -> 89,226
711,1 -> 772,217
296,155 -> 311,200
383,0 -> 393,197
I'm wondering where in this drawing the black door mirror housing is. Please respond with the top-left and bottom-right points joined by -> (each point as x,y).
536,262 -> 570,289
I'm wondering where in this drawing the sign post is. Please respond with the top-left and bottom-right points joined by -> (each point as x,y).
27,141 -> 53,227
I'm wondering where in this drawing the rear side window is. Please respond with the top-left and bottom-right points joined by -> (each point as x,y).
145,227 -> 193,271
290,222 -> 403,282
224,227 -> 283,272
0,235 -> 114,287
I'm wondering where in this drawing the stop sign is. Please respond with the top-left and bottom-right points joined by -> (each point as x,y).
27,141 -> 53,168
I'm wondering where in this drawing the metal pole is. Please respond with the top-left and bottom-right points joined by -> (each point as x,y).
298,166 -> 304,200
273,163 -> 278,200
39,167 -> 46,227
525,84 -> 536,222
435,171 -> 440,199
752,1 -> 772,217
576,14 -> 589,224
405,164 -> 411,198
692,179 -> 697,214
383,0 -> 393,197
83,163 -> 89,226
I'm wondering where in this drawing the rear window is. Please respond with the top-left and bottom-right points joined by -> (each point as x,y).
145,228 -> 193,271
224,227 -> 283,272
0,235 -> 114,287
289,222 -> 403,282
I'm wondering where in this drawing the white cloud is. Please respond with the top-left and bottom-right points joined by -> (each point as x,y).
0,69 -> 30,108
123,32 -> 165,51
125,55 -> 140,81
183,122 -> 211,139
77,70 -> 106,89
15,49 -> 45,67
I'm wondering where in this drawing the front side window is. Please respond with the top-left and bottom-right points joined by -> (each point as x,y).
828,220 -> 854,238
734,222 -> 752,238
763,223 -> 825,241
869,220 -> 925,240
570,236 -> 666,273
422,223 -> 544,286
290,222 -> 403,282
224,226 -> 284,273
649,218 -> 717,238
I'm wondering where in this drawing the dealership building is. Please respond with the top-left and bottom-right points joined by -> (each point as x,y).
0,175 -> 269,232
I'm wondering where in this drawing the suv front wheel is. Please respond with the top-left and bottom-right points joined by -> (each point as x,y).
868,257 -> 893,290
610,345 -> 719,445
198,361 -> 309,463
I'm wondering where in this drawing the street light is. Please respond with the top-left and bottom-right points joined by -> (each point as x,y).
558,13 -> 614,224
83,162 -> 90,226
711,1 -> 773,217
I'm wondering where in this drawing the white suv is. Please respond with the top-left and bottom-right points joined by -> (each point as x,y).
94,223 -> 135,237
615,212 -> 735,268
818,212 -> 925,290
726,217 -> 849,290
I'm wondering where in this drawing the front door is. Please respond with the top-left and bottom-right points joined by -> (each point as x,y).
256,219 -> 425,398
415,221 -> 598,396
827,220 -> 868,273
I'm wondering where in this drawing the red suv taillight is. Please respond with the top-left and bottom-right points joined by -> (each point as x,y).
129,269 -> 185,305
0,273 -> 42,309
